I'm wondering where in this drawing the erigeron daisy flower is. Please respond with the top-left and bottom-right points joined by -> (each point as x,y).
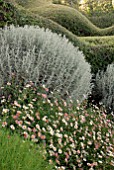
49,159 -> 53,164
74,121 -> 78,129
40,135 -> 46,140
35,112 -> 40,120
58,106 -> 63,112
80,142 -> 85,149
28,103 -> 34,108
60,127 -> 63,132
55,159 -> 60,165
27,127 -> 32,132
89,168 -> 94,170
70,143 -> 75,149
10,124 -> 15,130
31,134 -> 36,139
23,131 -> 29,139
38,132 -> 42,137
80,115 -> 86,123
49,150 -> 54,156
58,112 -> 63,116
7,82 -> 11,86
110,160 -> 114,166
2,121 -> 7,127
12,115 -> 19,120
27,114 -> 34,121
53,146 -> 57,152
42,94 -> 47,99
1,99 -> 6,103
36,124 -> 41,131
58,149 -> 62,154
63,101 -> 67,107
22,125 -> 27,130
2,108 -> 9,114
42,127 -> 46,132
62,118 -> 68,126
14,101 -> 21,108
98,160 -> 103,164
42,116 -> 48,122
87,141 -> 92,145
90,120 -> 94,125
23,105 -> 28,110
24,121 -> 31,125
64,134 -> 68,138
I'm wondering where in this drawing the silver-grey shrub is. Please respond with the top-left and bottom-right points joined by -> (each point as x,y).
0,25 -> 91,101
96,63 -> 114,112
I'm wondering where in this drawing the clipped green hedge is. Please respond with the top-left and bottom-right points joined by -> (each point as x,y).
29,4 -> 114,36
0,0 -> 80,47
80,36 -> 114,74
30,5 -> 101,36
88,12 -> 114,28
82,44 -> 114,74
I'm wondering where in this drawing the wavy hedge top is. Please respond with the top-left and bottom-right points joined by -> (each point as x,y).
29,4 -> 114,36
2,0 -> 114,36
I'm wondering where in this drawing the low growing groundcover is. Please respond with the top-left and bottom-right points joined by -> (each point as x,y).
0,81 -> 114,170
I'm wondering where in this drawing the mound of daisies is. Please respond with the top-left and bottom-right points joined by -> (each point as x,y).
0,81 -> 114,170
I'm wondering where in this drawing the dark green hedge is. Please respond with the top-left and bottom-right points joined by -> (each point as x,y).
81,44 -> 114,74
88,12 -> 114,28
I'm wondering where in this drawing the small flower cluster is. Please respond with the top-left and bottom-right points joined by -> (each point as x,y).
0,81 -> 114,170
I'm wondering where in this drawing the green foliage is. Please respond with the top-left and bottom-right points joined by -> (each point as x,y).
0,82 -> 114,170
83,45 -> 114,74
88,12 -> 114,28
80,36 -> 114,74
53,0 -> 62,4
81,0 -> 113,15
0,0 -> 81,47
0,0 -> 19,27
0,128 -> 54,170
17,11 -> 81,46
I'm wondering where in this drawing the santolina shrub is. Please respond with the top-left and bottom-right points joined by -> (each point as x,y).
0,25 -> 91,101
95,63 -> 114,113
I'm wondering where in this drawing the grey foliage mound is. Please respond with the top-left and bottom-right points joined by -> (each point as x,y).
96,64 -> 114,113
0,25 -> 91,101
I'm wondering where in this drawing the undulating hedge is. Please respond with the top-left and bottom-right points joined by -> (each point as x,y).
29,4 -> 114,36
